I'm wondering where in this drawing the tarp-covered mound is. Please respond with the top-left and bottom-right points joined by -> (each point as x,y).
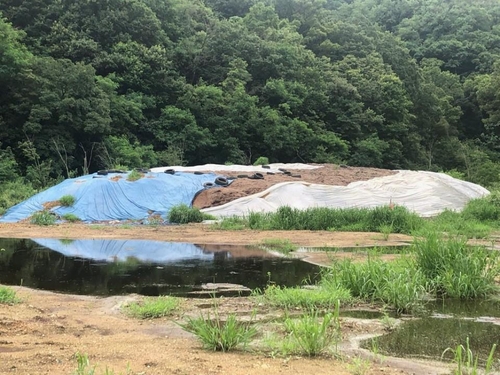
151,163 -> 320,174
0,171 -> 222,223
32,238 -> 215,263
201,170 -> 490,218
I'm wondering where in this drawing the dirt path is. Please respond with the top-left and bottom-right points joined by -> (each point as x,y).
0,223 -> 412,247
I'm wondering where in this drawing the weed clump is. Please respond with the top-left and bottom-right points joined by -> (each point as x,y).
30,210 -> 57,225
124,296 -> 180,319
61,213 -> 81,222
413,233 -> 499,299
245,205 -> 423,234
0,286 -> 19,304
168,204 -> 214,224
253,156 -> 269,166
259,238 -> 297,254
126,170 -> 143,181
59,195 -> 75,207
181,311 -> 256,352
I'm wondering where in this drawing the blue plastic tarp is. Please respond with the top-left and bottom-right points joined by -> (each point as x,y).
0,171 -> 222,223
31,238 -> 215,263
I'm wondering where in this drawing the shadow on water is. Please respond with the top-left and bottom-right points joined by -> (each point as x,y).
0,238 -> 321,297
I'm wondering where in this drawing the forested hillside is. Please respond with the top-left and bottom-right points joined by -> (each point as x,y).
1,0 -> 500,197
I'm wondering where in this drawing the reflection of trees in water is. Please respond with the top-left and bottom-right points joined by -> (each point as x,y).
0,239 -> 320,296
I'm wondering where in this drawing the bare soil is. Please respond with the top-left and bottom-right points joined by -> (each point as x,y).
0,287 -> 449,375
193,165 -> 395,208
0,162 -> 440,375
0,223 -> 453,375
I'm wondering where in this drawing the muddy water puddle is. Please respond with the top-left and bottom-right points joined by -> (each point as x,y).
362,298 -> 500,367
0,238 -> 320,296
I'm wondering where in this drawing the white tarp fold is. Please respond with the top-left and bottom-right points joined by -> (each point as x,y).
151,163 -> 320,174
201,171 -> 489,218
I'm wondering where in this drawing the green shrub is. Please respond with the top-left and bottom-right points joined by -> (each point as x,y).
180,312 -> 256,352
253,156 -> 269,166
0,180 -> 36,215
0,286 -> 19,304
462,193 -> 500,222
168,204 -> 214,224
30,210 -> 57,225
126,170 -> 142,182
59,195 -> 76,207
124,296 -> 180,319
62,213 -> 81,222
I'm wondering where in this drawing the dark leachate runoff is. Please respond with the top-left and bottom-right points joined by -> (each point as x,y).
0,238 -> 321,296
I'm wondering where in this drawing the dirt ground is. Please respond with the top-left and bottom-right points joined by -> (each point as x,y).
0,223 -> 454,375
193,165 -> 395,208
0,286 -> 449,375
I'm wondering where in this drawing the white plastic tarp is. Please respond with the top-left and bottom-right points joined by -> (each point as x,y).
201,171 -> 490,218
150,163 -> 321,174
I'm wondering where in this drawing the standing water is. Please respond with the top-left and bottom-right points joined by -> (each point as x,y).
0,238 -> 320,296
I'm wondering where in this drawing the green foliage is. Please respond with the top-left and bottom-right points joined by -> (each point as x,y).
245,205 -> 423,234
0,180 -> 36,216
126,170 -> 142,181
259,284 -> 351,310
59,195 -> 75,207
73,353 -> 131,375
442,337 -> 497,375
0,286 -> 19,304
1,0 -> 500,177
283,307 -> 341,357
260,238 -> 297,254
180,311 -> 257,352
328,257 -> 428,314
253,156 -> 269,166
461,193 -> 500,222
168,204 -> 214,224
30,211 -> 57,225
212,216 -> 248,230
124,296 -> 180,319
413,233 -> 499,299
61,213 -> 81,222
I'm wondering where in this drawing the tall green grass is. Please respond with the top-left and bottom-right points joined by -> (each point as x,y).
327,258 -> 428,314
0,286 -> 19,304
168,204 -> 215,224
413,233 -> 499,299
245,205 -> 423,234
258,284 -> 351,309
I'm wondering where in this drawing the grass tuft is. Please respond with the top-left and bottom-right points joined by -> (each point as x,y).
124,296 -> 180,319
180,311 -> 256,352
62,213 -> 81,222
126,170 -> 143,182
0,286 -> 19,304
30,210 -> 57,225
59,195 -> 76,207
259,238 -> 297,255
168,204 -> 214,224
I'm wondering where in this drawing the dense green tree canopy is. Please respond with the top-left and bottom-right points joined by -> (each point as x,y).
1,0 -> 500,188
